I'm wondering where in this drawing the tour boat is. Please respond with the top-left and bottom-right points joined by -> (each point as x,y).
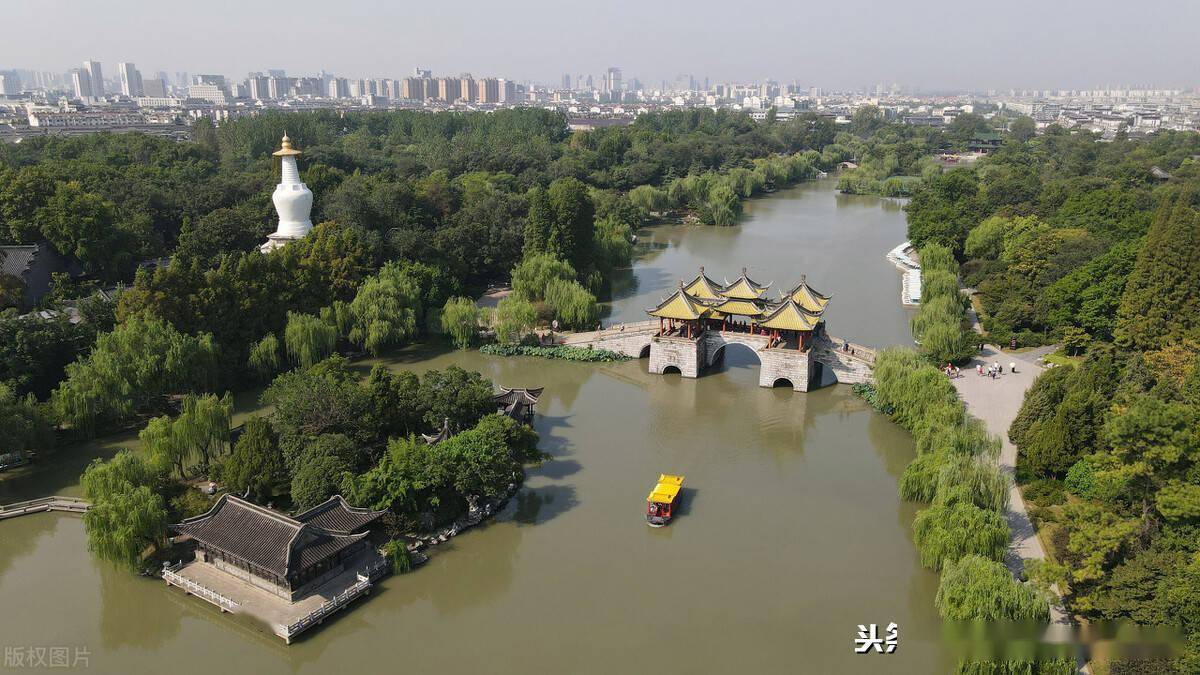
646,474 -> 684,527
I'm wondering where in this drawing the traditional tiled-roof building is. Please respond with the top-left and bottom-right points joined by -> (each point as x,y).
0,243 -> 82,308
172,494 -> 384,601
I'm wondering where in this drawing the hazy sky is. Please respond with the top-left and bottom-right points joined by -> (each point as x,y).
5,0 -> 1198,90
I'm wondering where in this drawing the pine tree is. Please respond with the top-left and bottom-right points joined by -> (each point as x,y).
1115,195 -> 1200,350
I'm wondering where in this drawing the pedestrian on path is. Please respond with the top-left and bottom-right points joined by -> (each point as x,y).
977,363 -> 984,376
1010,361 -> 1016,374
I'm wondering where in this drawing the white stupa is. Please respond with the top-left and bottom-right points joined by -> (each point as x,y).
259,133 -> 314,253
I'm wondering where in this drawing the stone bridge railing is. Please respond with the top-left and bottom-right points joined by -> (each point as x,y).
558,320 -> 658,357
812,333 -> 874,385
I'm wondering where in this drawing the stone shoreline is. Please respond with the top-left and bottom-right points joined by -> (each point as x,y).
886,241 -> 921,306
403,481 -> 520,566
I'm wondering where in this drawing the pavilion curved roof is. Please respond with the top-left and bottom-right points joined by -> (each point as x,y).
783,277 -> 831,313
708,297 -> 766,317
682,267 -> 725,300
648,286 -> 706,320
721,268 -> 771,300
759,299 -> 822,331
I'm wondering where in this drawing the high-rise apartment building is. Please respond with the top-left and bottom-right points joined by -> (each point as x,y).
458,75 -> 476,102
71,69 -> 93,98
118,62 -> 143,97
436,77 -> 460,102
0,72 -> 21,95
605,67 -> 622,95
142,77 -> 167,97
478,78 -> 500,103
561,73 -> 571,90
248,73 -> 269,100
83,61 -> 104,96
267,75 -> 290,99
401,77 -> 426,100
328,77 -> 349,98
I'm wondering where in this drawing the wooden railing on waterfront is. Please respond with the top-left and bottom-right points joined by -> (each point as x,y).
161,562 -> 239,612
0,496 -> 91,521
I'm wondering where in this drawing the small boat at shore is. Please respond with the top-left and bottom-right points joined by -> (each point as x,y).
646,474 -> 684,527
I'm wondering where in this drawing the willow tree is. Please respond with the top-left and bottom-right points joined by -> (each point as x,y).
936,555 -> 1049,622
703,183 -> 742,226
544,278 -> 598,329
84,486 -> 169,571
511,253 -> 575,302
493,296 -> 537,345
627,184 -> 667,216
248,333 -> 282,379
933,455 -> 1009,513
139,392 -> 232,477
346,263 -> 420,355
440,297 -> 480,349
176,392 -> 233,472
913,502 -> 1009,570
140,415 -> 187,477
52,315 -> 218,436
284,311 -> 337,368
81,451 -> 168,571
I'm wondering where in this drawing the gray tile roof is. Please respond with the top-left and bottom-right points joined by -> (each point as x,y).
294,495 -> 386,533
173,494 -> 377,578
0,245 -> 38,279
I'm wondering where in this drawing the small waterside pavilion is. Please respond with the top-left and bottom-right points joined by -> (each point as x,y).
494,387 -> 543,424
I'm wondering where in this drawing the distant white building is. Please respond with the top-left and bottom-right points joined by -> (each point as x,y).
187,83 -> 228,105
28,110 -> 144,128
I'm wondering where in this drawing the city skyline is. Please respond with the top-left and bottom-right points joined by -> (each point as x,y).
5,0 -> 1199,90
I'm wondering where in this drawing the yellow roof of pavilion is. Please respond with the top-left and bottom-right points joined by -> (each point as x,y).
648,287 -> 705,320
784,278 -> 831,313
759,299 -> 822,332
721,268 -> 771,300
709,297 -> 765,317
682,267 -> 725,300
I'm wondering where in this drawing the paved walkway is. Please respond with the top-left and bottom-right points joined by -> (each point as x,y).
951,346 -> 1070,626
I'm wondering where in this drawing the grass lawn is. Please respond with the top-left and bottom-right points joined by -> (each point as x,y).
1042,349 -> 1083,368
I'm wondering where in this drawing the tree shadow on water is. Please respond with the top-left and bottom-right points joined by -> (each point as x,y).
527,458 -> 580,480
511,484 -> 578,526
532,413 -> 574,458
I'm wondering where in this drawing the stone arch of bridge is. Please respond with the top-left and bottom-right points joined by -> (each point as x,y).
707,340 -> 763,369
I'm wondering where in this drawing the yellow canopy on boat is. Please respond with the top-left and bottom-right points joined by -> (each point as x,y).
647,474 -> 684,504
